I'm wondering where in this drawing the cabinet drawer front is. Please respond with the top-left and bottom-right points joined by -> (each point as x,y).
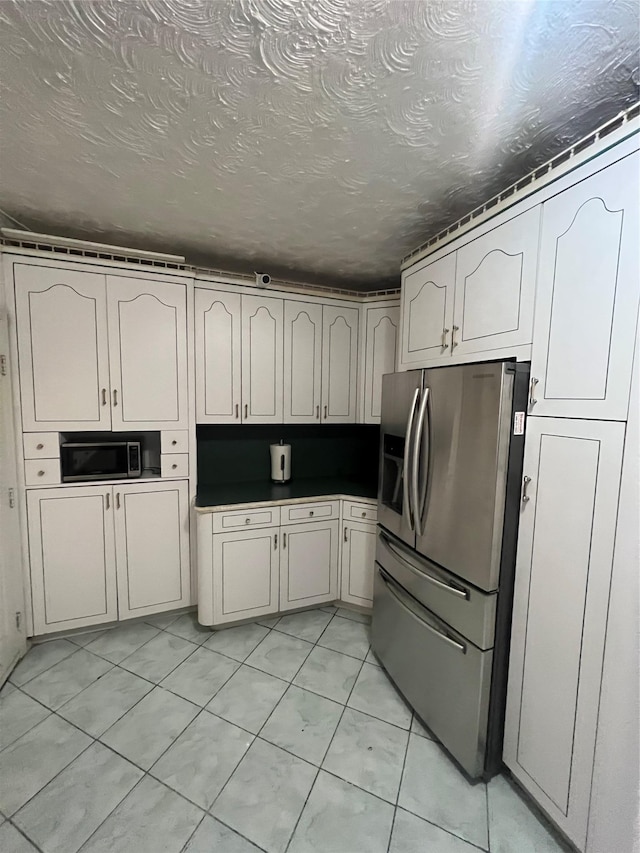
344,501 -> 377,523
213,506 -> 281,532
161,454 -> 189,478
23,433 -> 60,459
25,458 -> 61,486
161,430 -> 189,454
283,501 -> 339,523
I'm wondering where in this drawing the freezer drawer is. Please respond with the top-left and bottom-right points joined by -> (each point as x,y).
372,566 -> 492,779
376,527 -> 497,650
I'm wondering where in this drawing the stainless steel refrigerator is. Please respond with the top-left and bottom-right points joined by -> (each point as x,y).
372,360 -> 530,779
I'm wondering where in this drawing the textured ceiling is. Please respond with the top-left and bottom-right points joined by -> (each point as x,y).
0,1 -> 638,289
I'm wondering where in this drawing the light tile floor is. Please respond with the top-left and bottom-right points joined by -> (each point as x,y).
0,607 -> 568,853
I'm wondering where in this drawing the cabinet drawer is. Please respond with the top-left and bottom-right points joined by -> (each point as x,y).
213,506 -> 281,532
161,454 -> 189,478
161,430 -> 189,454
25,458 -> 61,486
23,433 -> 60,459
282,501 -> 339,524
344,501 -> 377,523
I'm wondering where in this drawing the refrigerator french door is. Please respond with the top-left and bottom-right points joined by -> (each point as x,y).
374,360 -> 529,779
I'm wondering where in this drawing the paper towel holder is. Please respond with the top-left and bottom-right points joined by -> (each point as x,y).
270,438 -> 291,484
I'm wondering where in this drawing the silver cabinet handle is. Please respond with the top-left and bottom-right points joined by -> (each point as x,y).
361,512 -> 367,518
451,325 -> 460,350
245,517 -> 251,524
309,510 -> 314,517
171,440 -> 177,446
37,470 -> 45,477
101,388 -> 107,406
412,387 -> 429,537
274,533 -> 278,550
324,405 -> 327,419
403,388 -> 420,533
235,404 -> 239,419
379,568 -> 466,653
105,493 -> 110,510
441,328 -> 449,351
283,532 -> 287,549
172,464 -> 177,470
113,389 -> 118,407
380,531 -> 469,599
36,443 -> 44,450
244,403 -> 248,419
316,405 -> 320,419
529,377 -> 539,409
344,526 -> 348,542
522,475 -> 532,504
116,492 -> 121,510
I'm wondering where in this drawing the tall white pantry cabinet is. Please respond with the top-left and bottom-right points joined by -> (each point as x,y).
400,124 -> 639,853
5,255 -> 195,636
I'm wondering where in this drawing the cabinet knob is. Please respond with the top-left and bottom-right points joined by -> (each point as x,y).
245,517 -> 250,524
309,511 -> 314,516
171,464 -> 177,470
361,512 -> 366,517
171,439 -> 177,446
37,470 -> 45,477
36,443 -> 44,450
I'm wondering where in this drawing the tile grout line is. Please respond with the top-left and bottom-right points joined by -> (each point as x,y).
386,711 -> 414,853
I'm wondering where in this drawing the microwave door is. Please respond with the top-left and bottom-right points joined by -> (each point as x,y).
377,370 -> 423,548
414,362 -> 514,592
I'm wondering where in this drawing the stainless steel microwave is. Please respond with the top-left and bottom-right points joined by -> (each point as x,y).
60,441 -> 142,482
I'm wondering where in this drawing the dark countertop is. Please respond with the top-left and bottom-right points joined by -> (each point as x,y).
196,477 -> 378,509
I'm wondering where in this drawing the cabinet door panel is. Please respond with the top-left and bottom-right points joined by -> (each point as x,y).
284,301 -> 322,423
280,520 -> 338,611
363,305 -> 399,423
27,486 -> 117,634
15,265 -> 110,431
504,417 -> 624,849
114,481 -> 190,619
213,528 -> 279,624
341,522 -> 375,606
453,206 -> 540,355
242,296 -> 283,423
399,253 -> 455,367
107,276 -> 188,430
195,289 -> 241,424
321,306 -> 358,423
531,152 -> 639,419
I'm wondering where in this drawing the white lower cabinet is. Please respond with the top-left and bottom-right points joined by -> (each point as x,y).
114,481 -> 190,620
503,417 -> 625,850
27,481 -> 190,635
279,520 -> 339,611
212,527 -> 279,625
27,486 -> 118,634
341,520 -> 376,607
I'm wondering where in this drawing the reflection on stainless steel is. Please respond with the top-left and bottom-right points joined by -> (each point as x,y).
374,360 -> 529,779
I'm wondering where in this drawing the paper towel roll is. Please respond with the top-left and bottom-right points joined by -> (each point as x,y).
270,442 -> 291,483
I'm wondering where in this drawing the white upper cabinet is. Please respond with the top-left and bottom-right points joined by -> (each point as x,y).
362,304 -> 399,423
453,206 -> 541,356
504,416 -> 625,850
15,265 -> 111,432
107,276 -> 188,431
27,485 -> 117,634
284,301 -> 322,423
399,253 -> 456,368
321,305 -> 359,423
530,152 -> 640,420
242,295 -> 284,424
114,480 -> 190,619
195,288 -> 241,423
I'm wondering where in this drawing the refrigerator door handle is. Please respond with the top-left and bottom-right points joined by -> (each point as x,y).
412,387 -> 430,536
379,530 -> 470,600
378,568 -> 467,654
403,388 -> 420,532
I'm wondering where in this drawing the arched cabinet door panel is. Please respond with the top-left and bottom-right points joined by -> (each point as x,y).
14,265 -> 111,431
363,305 -> 399,423
284,301 -> 322,424
241,295 -> 284,424
452,205 -> 541,356
530,152 -> 639,419
399,253 -> 455,368
107,276 -> 188,431
195,288 -> 241,424
321,305 -> 359,423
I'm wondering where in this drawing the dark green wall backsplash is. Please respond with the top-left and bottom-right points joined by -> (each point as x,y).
197,424 -> 380,486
